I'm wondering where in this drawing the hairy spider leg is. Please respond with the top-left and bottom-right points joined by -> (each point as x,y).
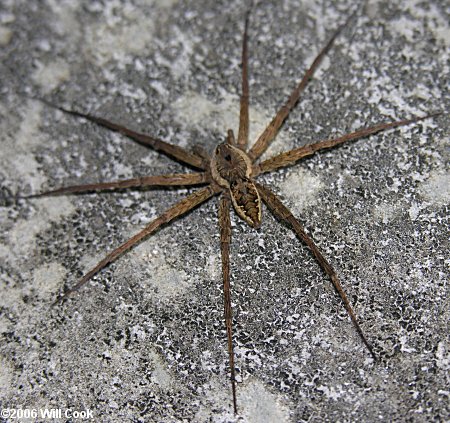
23,173 -> 209,198
257,182 -> 377,359
35,97 -> 205,169
218,194 -> 238,413
52,186 -> 217,305
247,10 -> 356,161
254,113 -> 441,175
237,8 -> 251,150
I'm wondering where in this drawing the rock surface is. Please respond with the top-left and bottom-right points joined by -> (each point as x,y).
0,0 -> 448,421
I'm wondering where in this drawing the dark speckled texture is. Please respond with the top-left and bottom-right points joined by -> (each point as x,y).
0,0 -> 448,421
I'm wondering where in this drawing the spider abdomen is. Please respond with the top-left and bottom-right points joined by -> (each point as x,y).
211,141 -> 261,227
230,179 -> 261,228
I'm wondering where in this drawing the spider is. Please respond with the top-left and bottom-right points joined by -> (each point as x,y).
25,7 -> 439,415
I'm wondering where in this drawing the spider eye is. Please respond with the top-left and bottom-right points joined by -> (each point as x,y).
225,154 -> 231,161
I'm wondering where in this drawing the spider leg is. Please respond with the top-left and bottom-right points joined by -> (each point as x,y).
218,194 -> 238,414
254,113 -> 441,175
227,129 -> 236,146
52,186 -> 216,305
23,172 -> 209,198
35,97 -> 205,169
191,145 -> 211,167
256,182 -> 377,360
237,8 -> 250,150
248,12 -> 355,161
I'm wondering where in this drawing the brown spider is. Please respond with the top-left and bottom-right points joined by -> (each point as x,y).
26,8 -> 439,415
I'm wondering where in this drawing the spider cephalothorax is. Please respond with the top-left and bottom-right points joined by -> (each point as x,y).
25,6 -> 439,415
211,133 -> 261,227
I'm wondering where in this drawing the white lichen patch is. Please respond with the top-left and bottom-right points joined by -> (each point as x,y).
372,201 -> 402,224
399,335 -> 416,353
316,383 -> 345,401
111,160 -> 134,179
0,286 -> 24,314
173,90 -> 236,133
99,343 -> 142,380
434,24 -> 450,48
403,1 -> 450,47
13,101 -> 44,150
157,24 -> 195,79
194,377 -> 236,421
148,350 -> 174,390
32,262 -> 67,298
46,0 -> 80,37
193,377 -> 291,422
408,202 -> 421,221
153,0 -> 179,8
435,341 -> 449,370
371,84 -> 431,119
6,196 -> 75,262
0,356 -> 14,391
10,151 -> 47,195
0,25 -> 12,45
365,0 -> 383,19
32,59 -> 71,94
1,100 -> 47,192
0,100 -> 76,263
419,171 -> 450,206
363,3 -> 448,119
172,90 -> 289,153
239,379 -> 291,423
389,15 -> 419,43
279,168 -> 324,214
116,232 -> 191,300
82,3 -> 156,66
205,253 -> 221,280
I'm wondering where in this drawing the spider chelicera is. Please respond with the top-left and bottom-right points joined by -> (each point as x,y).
26,7 -> 439,414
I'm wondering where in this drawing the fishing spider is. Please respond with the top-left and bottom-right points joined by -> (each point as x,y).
26,7 -> 438,415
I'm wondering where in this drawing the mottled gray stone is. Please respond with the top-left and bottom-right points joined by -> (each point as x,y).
0,0 -> 448,422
